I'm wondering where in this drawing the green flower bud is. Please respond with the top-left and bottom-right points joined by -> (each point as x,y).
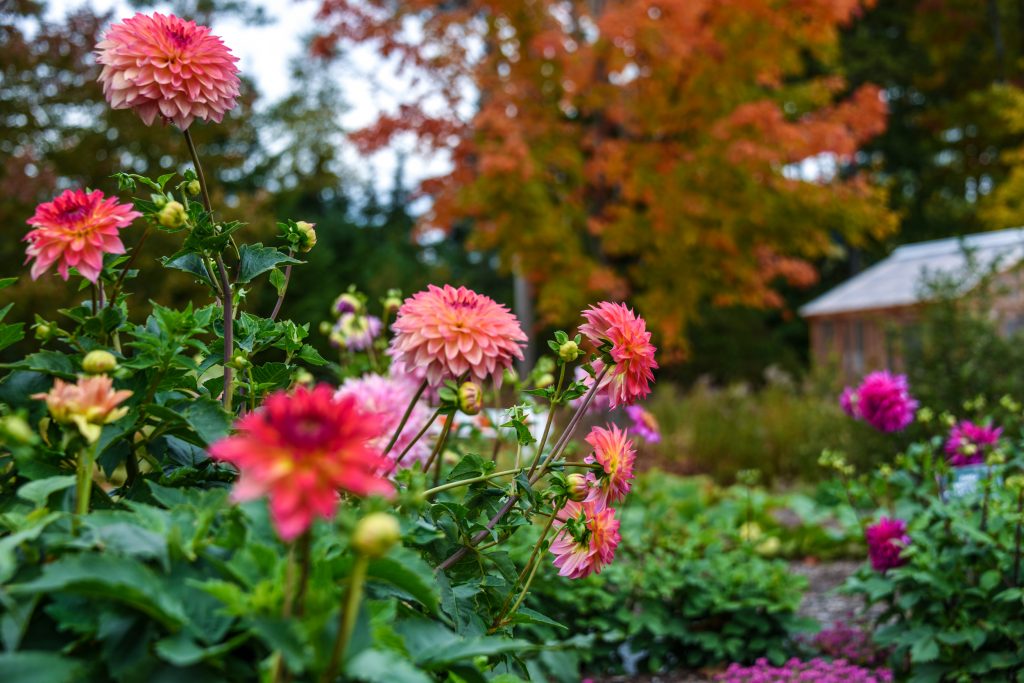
231,353 -> 250,369
152,195 -> 168,209
34,323 -> 53,341
187,180 -> 202,196
82,350 -> 118,374
565,472 -> 590,502
295,221 -> 317,253
558,340 -> 580,362
294,369 -> 314,385
0,415 -> 36,445
457,382 -> 483,415
536,373 -> 555,389
383,296 -> 403,313
158,200 -> 187,229
352,512 -> 401,558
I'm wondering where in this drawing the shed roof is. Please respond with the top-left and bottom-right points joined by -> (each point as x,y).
800,228 -> 1024,318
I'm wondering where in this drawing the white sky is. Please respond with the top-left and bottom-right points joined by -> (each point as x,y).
45,0 -> 453,197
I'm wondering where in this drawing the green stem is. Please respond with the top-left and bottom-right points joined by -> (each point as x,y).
492,511 -> 557,628
322,554 -> 369,683
74,442 -> 97,529
389,409 -> 441,472
423,467 -> 528,498
247,365 -> 257,411
528,364 -> 566,477
269,251 -> 294,321
422,413 -> 454,478
384,379 -> 428,455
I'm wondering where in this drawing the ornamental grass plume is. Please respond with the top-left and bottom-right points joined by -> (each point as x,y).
945,419 -> 1002,467
209,384 -> 393,540
865,516 -> 911,572
33,375 -> 132,443
624,404 -> 660,443
389,285 -> 526,386
96,12 -> 240,129
335,374 -> 437,467
549,500 -> 621,579
24,189 -> 140,283
578,302 -> 657,408
840,371 -> 917,433
584,424 -> 637,508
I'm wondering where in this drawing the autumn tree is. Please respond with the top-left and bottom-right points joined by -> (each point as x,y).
315,0 -> 897,357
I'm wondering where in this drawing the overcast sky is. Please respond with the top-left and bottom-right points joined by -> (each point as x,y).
46,0 -> 452,196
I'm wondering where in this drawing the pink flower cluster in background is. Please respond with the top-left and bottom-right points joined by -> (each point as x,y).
714,657 -> 893,683
944,419 -> 1002,467
336,373 -> 437,467
840,371 -> 917,433
865,516 -> 910,572
811,619 -> 889,667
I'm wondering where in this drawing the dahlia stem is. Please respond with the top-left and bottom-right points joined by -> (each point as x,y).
492,511 -> 557,629
73,442 -> 97,531
424,415 -> 455,486
322,554 -> 368,683
531,365 -> 608,481
294,532 -> 312,617
268,251 -> 294,321
527,364 -> 566,477
384,379 -> 428,455
389,409 -> 440,472
422,467 -> 527,498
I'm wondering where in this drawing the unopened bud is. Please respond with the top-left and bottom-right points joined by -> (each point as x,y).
294,369 -> 314,385
187,180 -> 202,196
458,382 -> 483,415
152,195 -> 168,208
34,323 -> 53,341
565,473 -> 589,502
536,373 -> 555,389
352,512 -> 401,558
82,350 -> 118,374
231,353 -> 250,369
383,296 -> 402,313
158,200 -> 187,229
295,221 -> 317,253
0,415 -> 36,445
558,340 -> 580,362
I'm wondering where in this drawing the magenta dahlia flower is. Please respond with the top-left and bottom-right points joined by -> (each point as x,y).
944,420 -> 1002,467
625,404 -> 661,443
389,285 -> 526,386
549,500 -> 621,579
24,189 -> 140,283
584,424 -> 637,508
841,371 -> 917,433
96,12 -> 240,130
865,517 -> 910,572
579,302 -> 658,408
209,384 -> 393,540
335,373 -> 437,467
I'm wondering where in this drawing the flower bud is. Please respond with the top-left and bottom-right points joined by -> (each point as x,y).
294,369 -> 314,385
295,221 -> 317,253
352,512 -> 401,558
502,367 -> 519,385
458,382 -> 483,415
565,472 -> 590,502
158,200 -> 187,229
0,415 -> 36,445
34,323 -> 53,341
152,195 -> 168,209
558,340 -> 580,362
536,373 -> 555,389
230,353 -> 250,369
319,321 -> 332,335
187,180 -> 202,196
383,296 -> 402,313
82,350 -> 118,375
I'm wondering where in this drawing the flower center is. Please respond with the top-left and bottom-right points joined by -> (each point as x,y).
58,205 -> 89,225
166,27 -> 193,50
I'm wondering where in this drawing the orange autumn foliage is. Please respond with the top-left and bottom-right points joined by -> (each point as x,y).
315,0 -> 898,357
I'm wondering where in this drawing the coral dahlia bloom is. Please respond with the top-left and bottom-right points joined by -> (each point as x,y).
579,302 -> 658,408
209,384 -> 393,540
24,189 -> 140,283
865,517 -> 910,572
389,285 -> 526,386
945,420 -> 1002,467
842,371 -> 917,433
33,375 -> 132,443
625,405 -> 661,443
549,500 -> 621,579
335,373 -> 438,468
96,12 -> 240,130
584,424 -> 637,507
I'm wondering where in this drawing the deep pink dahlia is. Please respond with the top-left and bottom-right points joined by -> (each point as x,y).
24,189 -> 140,283
389,285 -> 526,386
579,302 -> 658,408
209,384 -> 393,540
846,371 -> 917,433
96,12 -> 240,130
549,500 -> 621,579
335,373 -> 437,467
584,424 -> 637,508
945,420 -> 1002,467
865,517 -> 910,572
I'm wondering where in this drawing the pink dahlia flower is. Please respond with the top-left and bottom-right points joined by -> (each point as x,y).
32,375 -> 133,443
389,285 -> 526,386
579,302 -> 658,408
24,189 -> 140,283
335,373 -> 437,468
945,420 -> 1002,467
865,517 -> 910,572
625,404 -> 661,443
96,12 -> 240,130
842,371 -> 917,433
549,500 -> 621,579
584,424 -> 637,508
209,384 -> 393,541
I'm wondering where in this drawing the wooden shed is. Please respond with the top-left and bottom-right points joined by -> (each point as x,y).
800,228 -> 1024,381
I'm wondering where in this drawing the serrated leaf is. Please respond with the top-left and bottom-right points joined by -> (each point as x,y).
910,636 -> 939,663
237,244 -> 301,284
367,551 -> 440,615
297,344 -> 327,366
162,253 -> 215,288
182,398 -> 231,445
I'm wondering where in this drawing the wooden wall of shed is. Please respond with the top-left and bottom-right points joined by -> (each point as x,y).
808,308 -> 918,382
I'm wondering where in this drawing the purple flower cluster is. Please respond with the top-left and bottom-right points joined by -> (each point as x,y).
839,371 -> 917,433
715,658 -> 892,683
812,620 -> 888,666
865,517 -> 910,572
944,419 -> 1002,467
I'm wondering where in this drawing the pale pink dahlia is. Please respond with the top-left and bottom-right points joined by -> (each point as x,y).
945,420 -> 1002,467
96,12 -> 240,130
843,371 -> 917,433
625,404 -> 661,443
209,384 -> 393,541
24,189 -> 140,283
389,285 -> 526,386
335,373 -> 438,467
865,517 -> 910,572
579,302 -> 658,408
549,500 -> 621,579
584,424 -> 637,508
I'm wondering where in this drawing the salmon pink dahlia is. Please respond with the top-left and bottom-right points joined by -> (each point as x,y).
33,375 -> 133,443
389,285 -> 526,386
584,424 -> 637,507
209,384 -> 393,540
549,500 -> 621,579
24,189 -> 140,283
96,12 -> 240,130
579,302 -> 658,408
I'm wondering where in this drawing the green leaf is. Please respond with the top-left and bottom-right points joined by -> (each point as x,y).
297,344 -> 327,366
0,652 -> 83,683
345,649 -> 432,683
0,277 -> 18,290
269,268 -> 287,297
17,476 -> 76,508
0,514 -> 60,584
446,454 -> 493,484
162,253 -> 215,289
910,636 -> 939,663
508,606 -> 568,630
237,244 -> 301,284
0,323 -> 25,352
367,551 -> 440,615
21,351 -> 75,378
182,398 -> 231,445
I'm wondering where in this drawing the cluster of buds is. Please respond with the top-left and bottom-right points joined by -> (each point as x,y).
819,449 -> 855,477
